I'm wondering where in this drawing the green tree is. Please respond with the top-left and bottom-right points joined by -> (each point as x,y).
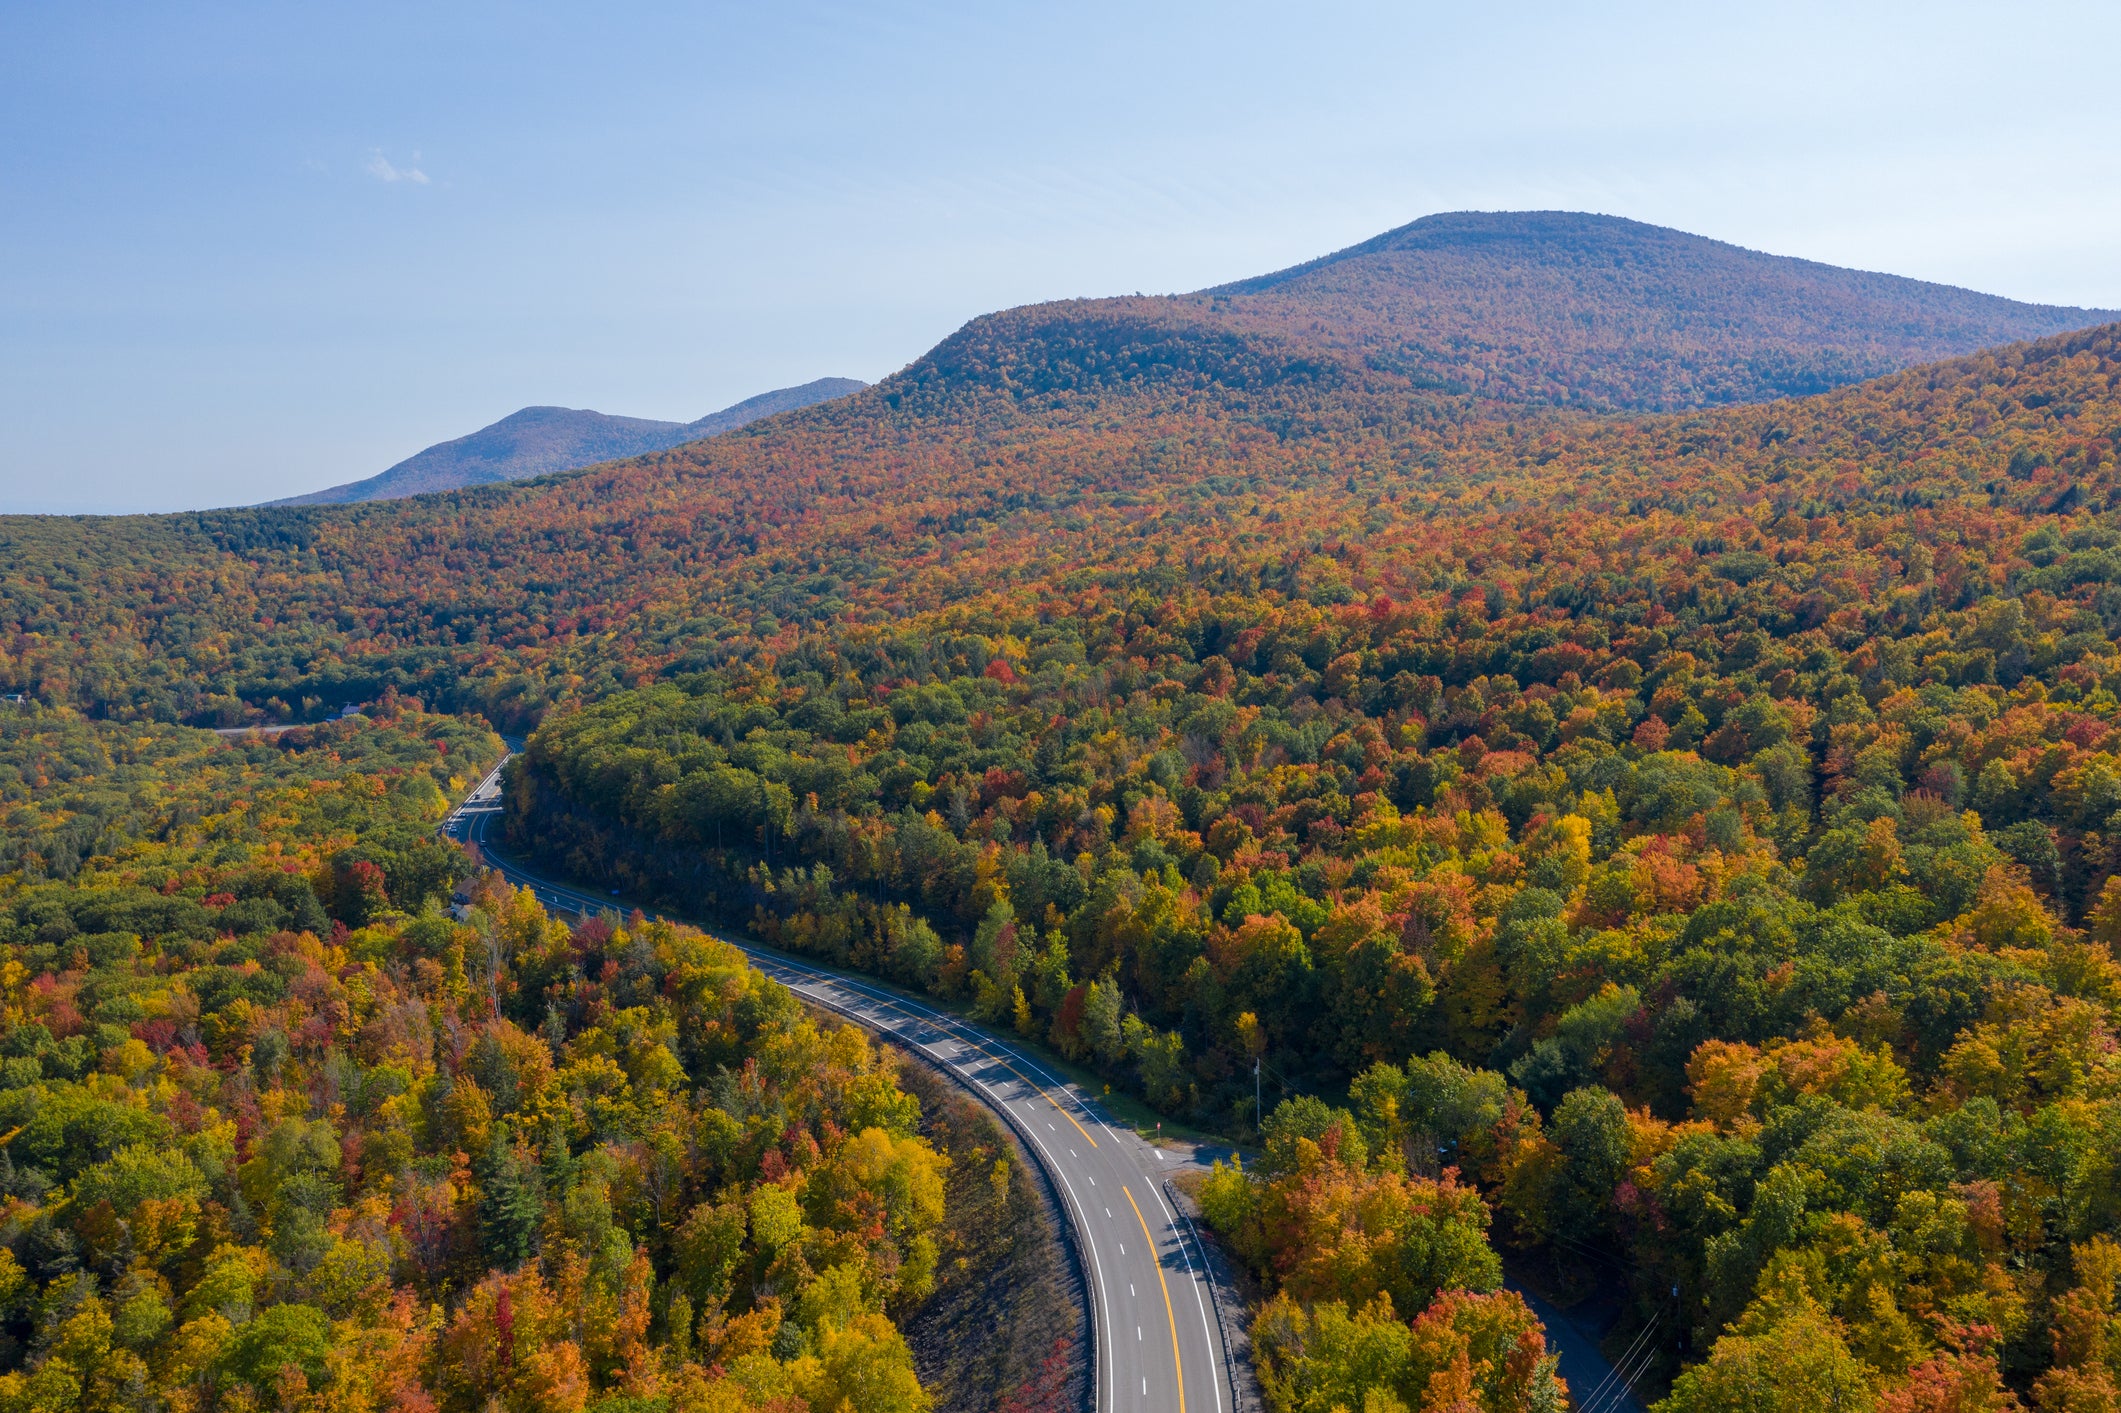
1658,1269 -> 1874,1413
219,1302 -> 332,1391
476,1127 -> 545,1270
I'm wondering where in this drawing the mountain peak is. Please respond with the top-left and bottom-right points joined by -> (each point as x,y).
1193,210 -> 2121,410
272,376 -> 866,506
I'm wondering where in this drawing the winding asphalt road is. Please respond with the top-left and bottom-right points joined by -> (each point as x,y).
446,754 -> 1240,1413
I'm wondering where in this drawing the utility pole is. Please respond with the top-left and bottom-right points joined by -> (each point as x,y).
1254,1056 -> 1263,1135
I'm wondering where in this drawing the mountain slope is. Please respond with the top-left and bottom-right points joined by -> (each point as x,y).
868,213 -> 2117,426
6,212 -> 2121,730
1192,210 -> 2120,410
5,306 -> 2116,729
274,375 -> 865,505
680,377 -> 869,438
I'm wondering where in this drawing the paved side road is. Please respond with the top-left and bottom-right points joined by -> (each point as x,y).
446,754 -> 1241,1413
1506,1276 -> 1650,1413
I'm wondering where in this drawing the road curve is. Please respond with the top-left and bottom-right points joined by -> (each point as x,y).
446,754 -> 1241,1413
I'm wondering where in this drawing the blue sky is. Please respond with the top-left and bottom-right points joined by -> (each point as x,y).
4,1 -> 2118,514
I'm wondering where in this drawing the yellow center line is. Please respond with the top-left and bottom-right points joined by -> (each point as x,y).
991,1054 -> 1099,1148
1124,1185 -> 1184,1413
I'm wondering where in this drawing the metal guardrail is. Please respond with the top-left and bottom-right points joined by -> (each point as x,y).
442,761 -> 1101,1413
775,971 -> 1101,1413
1165,1179 -> 1259,1413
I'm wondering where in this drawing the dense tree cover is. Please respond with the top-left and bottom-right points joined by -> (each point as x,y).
3,233 -> 2120,1410
1196,1101 -> 1567,1412
0,708 -> 962,1413
1,248 -> 2112,736
1204,211 -> 2118,412
0,703 -> 488,911
512,513 -> 2121,1403
495,322 -> 2121,1407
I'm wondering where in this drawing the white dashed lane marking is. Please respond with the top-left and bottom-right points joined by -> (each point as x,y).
455,801 -> 1236,1413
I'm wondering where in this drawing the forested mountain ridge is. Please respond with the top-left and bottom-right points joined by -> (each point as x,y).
681,378 -> 871,439
1,311 -> 2116,733
876,212 -> 2120,419
272,377 -> 867,506
1196,210 -> 2121,410
8,215 -> 2114,734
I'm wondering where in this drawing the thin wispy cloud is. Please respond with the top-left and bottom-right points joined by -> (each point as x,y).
364,150 -> 430,185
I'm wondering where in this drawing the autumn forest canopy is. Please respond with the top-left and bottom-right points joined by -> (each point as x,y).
6,210 -> 2121,1412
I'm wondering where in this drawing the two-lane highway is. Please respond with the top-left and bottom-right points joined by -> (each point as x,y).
446,753 -> 1239,1412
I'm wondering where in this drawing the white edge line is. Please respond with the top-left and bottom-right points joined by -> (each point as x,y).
784,975 -> 1115,1413
1155,1180 -> 1228,1413
451,770 -> 1213,1413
